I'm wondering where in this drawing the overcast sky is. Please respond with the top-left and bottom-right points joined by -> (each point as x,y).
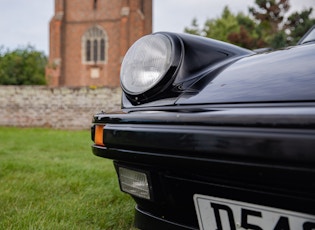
0,0 -> 314,54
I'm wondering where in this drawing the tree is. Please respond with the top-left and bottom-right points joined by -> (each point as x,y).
228,13 -> 267,49
202,6 -> 240,42
184,6 -> 266,49
285,8 -> 315,45
249,0 -> 290,48
249,0 -> 290,34
184,6 -> 239,40
228,26 -> 267,49
184,18 -> 202,35
184,1 -> 315,49
0,46 -> 47,85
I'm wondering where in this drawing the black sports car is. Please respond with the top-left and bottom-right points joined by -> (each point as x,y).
91,26 -> 315,229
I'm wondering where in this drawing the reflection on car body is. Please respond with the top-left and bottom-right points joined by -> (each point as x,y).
91,26 -> 315,229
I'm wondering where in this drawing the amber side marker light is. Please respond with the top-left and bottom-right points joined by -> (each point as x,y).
94,125 -> 105,146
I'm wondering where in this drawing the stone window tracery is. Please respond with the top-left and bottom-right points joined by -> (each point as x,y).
82,26 -> 107,64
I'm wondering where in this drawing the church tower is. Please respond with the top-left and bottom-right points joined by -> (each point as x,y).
46,0 -> 152,87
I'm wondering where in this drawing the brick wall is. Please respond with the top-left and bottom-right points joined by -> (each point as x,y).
0,86 -> 121,129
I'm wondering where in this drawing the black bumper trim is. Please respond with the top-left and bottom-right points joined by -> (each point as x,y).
134,205 -> 197,230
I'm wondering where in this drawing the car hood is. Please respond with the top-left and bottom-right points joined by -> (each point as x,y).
176,43 -> 315,105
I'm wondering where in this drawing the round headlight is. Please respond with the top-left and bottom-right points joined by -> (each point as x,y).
120,34 -> 173,95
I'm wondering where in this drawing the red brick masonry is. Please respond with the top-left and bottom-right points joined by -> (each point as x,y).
46,0 -> 152,87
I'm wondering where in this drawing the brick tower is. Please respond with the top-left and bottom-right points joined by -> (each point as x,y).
46,0 -> 152,87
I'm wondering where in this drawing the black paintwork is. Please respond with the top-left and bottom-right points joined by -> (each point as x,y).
91,32 -> 315,229
177,44 -> 315,105
298,25 -> 315,45
122,32 -> 315,109
122,32 -> 254,106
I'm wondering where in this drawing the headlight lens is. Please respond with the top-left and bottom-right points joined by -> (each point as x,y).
120,34 -> 173,95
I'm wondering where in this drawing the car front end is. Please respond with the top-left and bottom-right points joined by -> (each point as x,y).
92,30 -> 315,229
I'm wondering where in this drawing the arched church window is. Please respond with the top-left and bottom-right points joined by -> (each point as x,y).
82,26 -> 107,64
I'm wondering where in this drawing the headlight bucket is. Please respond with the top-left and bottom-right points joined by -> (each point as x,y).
120,32 -> 254,106
120,33 -> 182,104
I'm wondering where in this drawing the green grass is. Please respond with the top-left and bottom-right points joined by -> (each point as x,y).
0,127 -> 135,230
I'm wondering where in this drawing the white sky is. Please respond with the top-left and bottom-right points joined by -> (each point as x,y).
0,0 -> 314,54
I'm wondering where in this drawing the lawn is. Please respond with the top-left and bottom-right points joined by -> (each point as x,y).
0,127 -> 135,230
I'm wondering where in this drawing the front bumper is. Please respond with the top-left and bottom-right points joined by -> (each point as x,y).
93,145 -> 315,229
91,108 -> 315,229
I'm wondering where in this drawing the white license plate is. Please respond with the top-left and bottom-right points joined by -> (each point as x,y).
194,194 -> 315,230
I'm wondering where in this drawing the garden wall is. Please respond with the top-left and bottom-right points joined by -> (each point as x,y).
0,86 -> 122,129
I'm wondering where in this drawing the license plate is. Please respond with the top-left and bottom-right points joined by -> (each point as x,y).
194,194 -> 315,230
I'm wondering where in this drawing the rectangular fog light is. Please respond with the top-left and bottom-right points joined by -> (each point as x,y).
118,167 -> 151,200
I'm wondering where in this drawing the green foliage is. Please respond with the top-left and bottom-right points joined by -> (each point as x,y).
270,30 -> 287,48
202,6 -> 240,42
184,0 -> 315,49
0,46 -> 47,85
184,6 -> 266,49
0,127 -> 135,229
249,0 -> 290,34
285,8 -> 315,45
228,13 -> 267,48
249,0 -> 290,48
184,18 -> 202,35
